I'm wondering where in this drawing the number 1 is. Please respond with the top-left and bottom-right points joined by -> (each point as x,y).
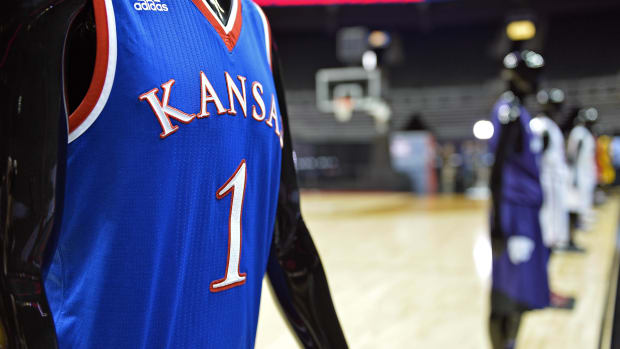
210,160 -> 247,293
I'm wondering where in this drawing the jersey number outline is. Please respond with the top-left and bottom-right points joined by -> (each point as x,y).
210,160 -> 247,292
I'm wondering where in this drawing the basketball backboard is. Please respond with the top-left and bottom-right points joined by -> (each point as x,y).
315,67 -> 382,114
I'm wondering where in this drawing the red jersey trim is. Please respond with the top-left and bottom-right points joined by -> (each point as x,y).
68,0 -> 117,143
191,0 -> 243,52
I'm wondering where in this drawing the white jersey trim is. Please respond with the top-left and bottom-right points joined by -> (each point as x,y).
68,0 -> 117,143
253,2 -> 272,69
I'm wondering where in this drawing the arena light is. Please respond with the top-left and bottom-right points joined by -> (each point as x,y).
529,117 -> 544,134
362,50 -> 377,71
549,88 -> 565,103
584,107 -> 599,122
368,30 -> 390,48
506,20 -> 536,41
473,120 -> 494,140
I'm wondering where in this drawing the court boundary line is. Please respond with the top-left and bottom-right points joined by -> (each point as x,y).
599,199 -> 620,349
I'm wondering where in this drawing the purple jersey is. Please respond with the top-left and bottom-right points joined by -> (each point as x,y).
489,94 -> 549,310
489,96 -> 543,208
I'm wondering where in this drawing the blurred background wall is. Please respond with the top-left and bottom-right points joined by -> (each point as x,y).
261,0 -> 620,191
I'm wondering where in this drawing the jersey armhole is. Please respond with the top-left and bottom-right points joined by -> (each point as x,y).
253,3 -> 272,70
67,0 -> 117,143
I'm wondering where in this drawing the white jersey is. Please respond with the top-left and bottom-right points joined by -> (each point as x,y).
531,116 -> 570,247
566,124 -> 597,222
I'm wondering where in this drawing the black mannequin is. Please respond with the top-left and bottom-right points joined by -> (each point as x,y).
536,88 -> 565,152
538,94 -> 585,254
578,107 -> 599,133
0,1 -> 347,348
488,49 -> 544,349
489,50 -> 545,257
565,107 -> 598,243
206,0 -> 232,25
535,89 -> 578,308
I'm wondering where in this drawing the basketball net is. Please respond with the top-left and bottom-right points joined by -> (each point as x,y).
333,97 -> 354,123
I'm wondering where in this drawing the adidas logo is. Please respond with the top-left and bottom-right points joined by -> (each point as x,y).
133,0 -> 169,12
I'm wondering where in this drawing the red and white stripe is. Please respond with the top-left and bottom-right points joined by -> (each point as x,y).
68,0 -> 117,143
191,0 -> 243,51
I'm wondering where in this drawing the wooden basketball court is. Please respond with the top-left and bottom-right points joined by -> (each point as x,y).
255,192 -> 620,349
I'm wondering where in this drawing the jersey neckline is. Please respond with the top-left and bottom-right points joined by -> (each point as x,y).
191,0 -> 243,51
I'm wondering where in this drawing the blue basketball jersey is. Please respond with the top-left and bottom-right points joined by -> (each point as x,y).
44,0 -> 282,347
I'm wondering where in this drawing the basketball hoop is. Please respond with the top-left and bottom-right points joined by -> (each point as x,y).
333,97 -> 354,122
315,67 -> 382,114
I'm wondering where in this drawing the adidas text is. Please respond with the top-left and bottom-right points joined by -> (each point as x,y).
134,0 -> 169,12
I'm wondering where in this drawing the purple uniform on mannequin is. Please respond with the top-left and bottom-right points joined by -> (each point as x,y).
488,50 -> 550,349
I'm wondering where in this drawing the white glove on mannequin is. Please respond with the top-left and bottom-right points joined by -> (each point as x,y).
507,236 -> 535,265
